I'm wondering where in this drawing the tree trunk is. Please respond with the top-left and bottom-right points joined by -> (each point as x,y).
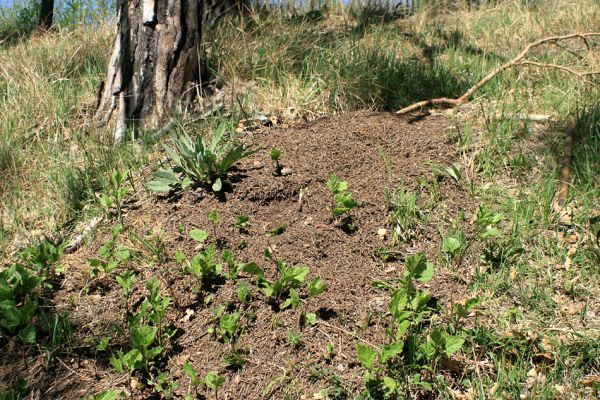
38,0 -> 54,30
95,0 -> 204,141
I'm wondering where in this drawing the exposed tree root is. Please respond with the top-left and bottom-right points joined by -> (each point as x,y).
397,32 -> 600,114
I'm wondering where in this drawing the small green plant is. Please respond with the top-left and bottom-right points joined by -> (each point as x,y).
0,264 -> 44,344
440,222 -> 464,264
242,260 -> 309,307
208,308 -> 242,344
270,148 -> 283,176
115,269 -> 136,315
204,371 -> 225,399
188,244 -> 222,287
148,123 -> 259,193
234,215 -> 250,232
327,175 -> 358,222
362,253 -> 468,396
265,224 -> 287,237
385,185 -> 422,244
287,330 -> 303,349
178,230 -> 226,289
221,250 -> 256,280
99,170 -> 130,221
182,362 -> 202,400
88,224 -> 129,279
300,277 -> 328,328
110,277 -> 174,390
236,282 -> 252,303
208,210 -> 221,238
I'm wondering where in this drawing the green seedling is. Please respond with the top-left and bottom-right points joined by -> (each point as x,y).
234,215 -> 250,232
149,371 -> 179,398
441,231 -> 463,263
88,224 -> 129,278
148,123 -> 259,193
221,250 -> 256,280
242,260 -> 309,307
270,148 -> 283,176
287,330 -> 303,349
189,229 -> 209,243
187,244 -> 222,288
266,224 -> 287,237
385,185 -> 422,244
110,277 -> 173,380
236,282 -> 252,303
204,371 -> 225,399
183,362 -> 201,399
99,170 -> 130,221
356,341 -> 404,399
115,269 -> 136,313
208,210 -> 220,239
83,390 -> 122,400
300,277 -> 327,329
327,175 -> 358,222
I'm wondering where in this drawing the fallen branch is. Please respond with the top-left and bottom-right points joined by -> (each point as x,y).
397,32 -> 600,114
64,215 -> 103,254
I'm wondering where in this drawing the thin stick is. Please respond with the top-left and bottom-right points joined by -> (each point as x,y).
397,32 -> 600,114
557,127 -> 575,205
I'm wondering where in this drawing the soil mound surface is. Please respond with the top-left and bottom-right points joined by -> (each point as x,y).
2,111 -> 475,398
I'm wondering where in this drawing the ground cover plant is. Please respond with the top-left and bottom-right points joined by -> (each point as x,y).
1,0 -> 600,399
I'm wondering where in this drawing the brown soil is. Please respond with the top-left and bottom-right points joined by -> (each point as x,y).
1,111 -> 477,399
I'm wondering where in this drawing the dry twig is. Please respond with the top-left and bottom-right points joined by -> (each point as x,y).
397,32 -> 600,114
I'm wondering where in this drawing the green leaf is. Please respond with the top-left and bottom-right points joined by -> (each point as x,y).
190,229 -> 209,242
383,376 -> 398,397
183,362 -> 201,386
92,389 -> 120,400
97,337 -> 110,351
18,324 -> 36,344
204,371 -> 225,391
405,253 -> 434,282
308,277 -> 327,298
242,263 -> 264,279
390,289 -> 408,318
122,349 -> 143,370
305,312 -> 317,326
110,354 -> 124,373
130,324 -> 157,349
211,178 -> 223,192
266,224 -> 287,237
235,215 -> 249,228
444,335 -> 465,356
380,341 -> 404,364
356,344 -> 376,370
270,148 -> 281,160
442,237 -> 461,254
281,288 -> 300,309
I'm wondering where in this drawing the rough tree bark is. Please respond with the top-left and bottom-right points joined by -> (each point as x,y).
38,0 -> 54,30
95,0 -> 205,141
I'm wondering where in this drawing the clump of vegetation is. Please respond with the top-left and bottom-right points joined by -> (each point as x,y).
98,170 -> 130,222
360,253 -> 477,397
88,224 -> 130,279
327,175 -> 358,224
148,123 -> 258,193
108,277 -> 175,393
385,184 -> 423,244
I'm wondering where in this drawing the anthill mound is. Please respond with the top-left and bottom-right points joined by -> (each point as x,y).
2,111 -> 477,399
